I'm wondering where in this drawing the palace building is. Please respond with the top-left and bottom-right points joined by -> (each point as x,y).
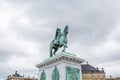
81,63 -> 106,80
6,71 -> 37,80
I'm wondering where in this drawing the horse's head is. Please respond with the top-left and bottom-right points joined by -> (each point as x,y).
57,28 -> 61,32
63,25 -> 69,35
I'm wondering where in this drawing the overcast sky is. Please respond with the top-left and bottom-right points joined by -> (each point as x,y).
0,0 -> 120,80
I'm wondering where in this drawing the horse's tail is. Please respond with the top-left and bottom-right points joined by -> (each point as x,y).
49,41 -> 53,57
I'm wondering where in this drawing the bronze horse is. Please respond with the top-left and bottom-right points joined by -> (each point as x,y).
50,26 -> 69,57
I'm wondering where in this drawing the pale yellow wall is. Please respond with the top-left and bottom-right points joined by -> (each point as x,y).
7,77 -> 36,80
82,73 -> 106,80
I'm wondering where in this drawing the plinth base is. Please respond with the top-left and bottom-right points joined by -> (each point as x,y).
36,52 -> 85,80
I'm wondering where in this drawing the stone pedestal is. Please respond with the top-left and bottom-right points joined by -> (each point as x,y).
36,52 -> 84,80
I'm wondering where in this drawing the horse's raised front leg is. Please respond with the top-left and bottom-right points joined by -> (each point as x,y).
49,50 -> 52,57
62,43 -> 67,52
53,47 -> 58,55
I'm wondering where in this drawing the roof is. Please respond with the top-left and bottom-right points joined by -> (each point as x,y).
81,64 -> 104,73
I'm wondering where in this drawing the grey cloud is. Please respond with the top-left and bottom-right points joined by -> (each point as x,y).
8,0 -> 117,46
0,49 -> 28,62
101,51 -> 120,63
70,13 -> 115,46
6,0 -> 120,64
0,50 -> 13,61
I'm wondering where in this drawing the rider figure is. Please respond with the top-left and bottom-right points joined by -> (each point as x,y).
53,28 -> 62,45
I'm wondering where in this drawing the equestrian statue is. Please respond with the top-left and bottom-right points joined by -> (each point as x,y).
50,25 -> 69,57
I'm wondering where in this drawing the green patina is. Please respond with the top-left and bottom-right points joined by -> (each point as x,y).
40,70 -> 46,80
52,66 -> 59,80
62,52 -> 76,56
66,66 -> 80,80
50,25 -> 69,57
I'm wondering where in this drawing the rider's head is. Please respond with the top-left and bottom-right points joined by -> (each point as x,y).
57,28 -> 61,31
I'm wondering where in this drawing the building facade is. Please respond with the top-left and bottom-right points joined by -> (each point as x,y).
81,64 -> 106,80
6,71 -> 37,80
